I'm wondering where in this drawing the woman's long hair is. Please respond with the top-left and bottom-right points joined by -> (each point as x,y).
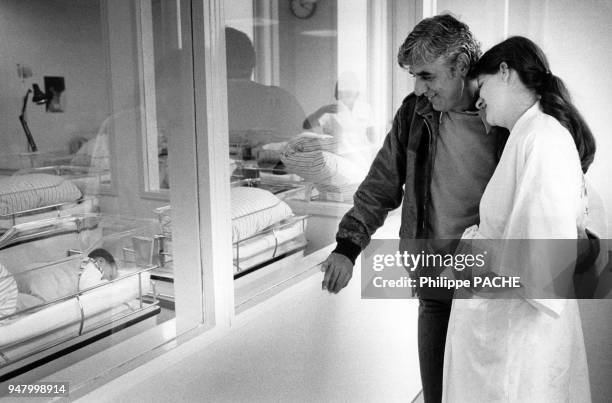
469,36 -> 596,173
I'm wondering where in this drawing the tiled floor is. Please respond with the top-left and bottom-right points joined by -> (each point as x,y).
80,211 -> 424,402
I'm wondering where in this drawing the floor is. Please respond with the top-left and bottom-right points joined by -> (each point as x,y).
79,211 -> 425,402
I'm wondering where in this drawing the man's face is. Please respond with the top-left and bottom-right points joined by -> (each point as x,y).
410,57 -> 466,112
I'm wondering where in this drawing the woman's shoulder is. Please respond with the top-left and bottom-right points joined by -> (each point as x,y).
522,109 -> 576,154
534,109 -> 567,133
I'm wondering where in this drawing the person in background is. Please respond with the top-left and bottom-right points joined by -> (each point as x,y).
320,14 -> 509,403
303,71 -> 375,146
225,27 -> 305,146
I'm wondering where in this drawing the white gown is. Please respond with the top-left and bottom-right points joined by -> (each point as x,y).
442,102 -> 591,402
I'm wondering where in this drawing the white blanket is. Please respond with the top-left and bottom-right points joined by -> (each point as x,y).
0,269 -> 150,349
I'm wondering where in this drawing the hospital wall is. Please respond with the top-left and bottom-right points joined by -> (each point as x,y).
436,2 -> 612,401
0,0 -> 108,158
510,3 -> 612,401
440,0 -> 612,239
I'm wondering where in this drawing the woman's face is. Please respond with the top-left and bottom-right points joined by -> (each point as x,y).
475,71 -> 508,127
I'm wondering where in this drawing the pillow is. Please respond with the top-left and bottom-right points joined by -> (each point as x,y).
281,150 -> 367,188
154,188 -> 293,242
231,187 -> 293,242
0,262 -> 18,319
0,174 -> 82,215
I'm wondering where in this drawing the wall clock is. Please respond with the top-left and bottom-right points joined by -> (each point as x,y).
290,0 -> 317,19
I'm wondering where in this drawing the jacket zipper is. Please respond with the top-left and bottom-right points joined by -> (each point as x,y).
422,117 -> 434,236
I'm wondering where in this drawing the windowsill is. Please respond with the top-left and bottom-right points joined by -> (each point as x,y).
139,189 -> 171,202
235,245 -> 332,314
27,246 -> 331,400
75,245 -> 422,402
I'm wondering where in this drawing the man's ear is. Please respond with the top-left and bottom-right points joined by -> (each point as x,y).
454,54 -> 470,77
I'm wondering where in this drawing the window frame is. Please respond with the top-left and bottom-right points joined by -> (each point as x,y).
11,0 -> 234,396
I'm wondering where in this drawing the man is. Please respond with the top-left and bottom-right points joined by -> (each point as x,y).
321,14 -> 508,403
225,27 -> 305,145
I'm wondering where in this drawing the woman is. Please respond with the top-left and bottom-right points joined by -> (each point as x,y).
442,36 -> 595,402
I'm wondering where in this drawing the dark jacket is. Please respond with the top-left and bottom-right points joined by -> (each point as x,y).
333,93 -> 509,263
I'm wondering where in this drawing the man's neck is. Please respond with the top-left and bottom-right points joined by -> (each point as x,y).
450,79 -> 478,112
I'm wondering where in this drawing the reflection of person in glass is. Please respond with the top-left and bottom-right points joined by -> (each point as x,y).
303,70 -> 374,146
225,27 -> 305,146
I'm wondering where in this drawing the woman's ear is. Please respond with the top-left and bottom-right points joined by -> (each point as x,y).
499,62 -> 511,82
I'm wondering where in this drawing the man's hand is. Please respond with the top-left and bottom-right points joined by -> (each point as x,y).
321,252 -> 354,293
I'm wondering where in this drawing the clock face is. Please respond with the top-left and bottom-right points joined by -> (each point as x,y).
290,0 -> 316,19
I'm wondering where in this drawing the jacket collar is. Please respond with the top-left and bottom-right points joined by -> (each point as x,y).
416,94 -> 496,134
415,95 -> 436,120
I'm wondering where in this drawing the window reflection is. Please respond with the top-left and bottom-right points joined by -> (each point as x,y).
0,0 -> 193,384
226,0 -> 386,308
0,1 -> 111,191
226,0 -> 380,205
226,27 -> 306,149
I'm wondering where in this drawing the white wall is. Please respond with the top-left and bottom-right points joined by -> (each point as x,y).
435,0 -> 612,236
278,0 -> 337,116
390,1 -> 419,118
224,0 -> 254,41
0,0 -> 109,157
437,0 -> 507,50
337,0 -> 368,92
507,0 -> 612,238
523,3 -> 612,401
0,0 -> 168,217
429,2 -> 612,401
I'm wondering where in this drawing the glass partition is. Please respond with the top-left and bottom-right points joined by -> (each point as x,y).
0,1 -> 112,189
0,0 -> 205,387
222,0 -> 393,309
0,0 -> 396,390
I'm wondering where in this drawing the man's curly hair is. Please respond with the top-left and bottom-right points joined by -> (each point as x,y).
398,14 -> 481,71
